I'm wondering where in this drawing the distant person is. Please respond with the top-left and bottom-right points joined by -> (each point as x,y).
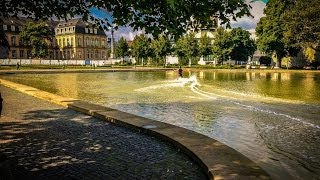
16,62 -> 20,70
0,93 -> 3,117
178,66 -> 183,78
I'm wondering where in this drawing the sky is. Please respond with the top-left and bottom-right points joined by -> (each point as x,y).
90,1 -> 267,41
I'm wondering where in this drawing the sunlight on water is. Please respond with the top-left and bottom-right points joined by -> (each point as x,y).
1,70 -> 320,180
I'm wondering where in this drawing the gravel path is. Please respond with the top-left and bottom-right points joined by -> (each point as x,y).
0,85 -> 207,180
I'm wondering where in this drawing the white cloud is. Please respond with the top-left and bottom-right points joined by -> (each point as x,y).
230,1 -> 266,30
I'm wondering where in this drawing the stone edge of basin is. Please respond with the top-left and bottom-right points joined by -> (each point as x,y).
0,78 -> 271,180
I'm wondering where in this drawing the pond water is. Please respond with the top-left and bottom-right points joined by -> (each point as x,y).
2,70 -> 320,180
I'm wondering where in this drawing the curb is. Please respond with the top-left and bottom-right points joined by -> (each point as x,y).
0,78 -> 271,180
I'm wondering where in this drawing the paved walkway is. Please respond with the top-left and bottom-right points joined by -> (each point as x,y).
0,85 -> 207,179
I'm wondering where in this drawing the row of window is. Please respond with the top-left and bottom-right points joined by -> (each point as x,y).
10,49 -> 107,59
55,27 -> 98,35
2,25 -> 23,31
57,37 -> 106,48
56,26 -> 76,34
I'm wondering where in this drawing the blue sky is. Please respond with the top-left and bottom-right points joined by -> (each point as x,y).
90,1 -> 267,40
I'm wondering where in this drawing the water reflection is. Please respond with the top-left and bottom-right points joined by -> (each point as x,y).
1,70 -> 320,179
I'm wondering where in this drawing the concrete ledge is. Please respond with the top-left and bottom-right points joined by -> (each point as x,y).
0,78 -> 271,180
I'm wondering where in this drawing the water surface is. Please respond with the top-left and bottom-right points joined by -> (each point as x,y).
2,70 -> 320,179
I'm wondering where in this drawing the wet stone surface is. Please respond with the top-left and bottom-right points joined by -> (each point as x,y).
0,85 -> 207,179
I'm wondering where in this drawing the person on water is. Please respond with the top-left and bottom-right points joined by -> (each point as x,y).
178,66 -> 183,78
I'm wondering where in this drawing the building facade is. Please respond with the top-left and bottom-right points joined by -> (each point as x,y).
0,17 -> 108,64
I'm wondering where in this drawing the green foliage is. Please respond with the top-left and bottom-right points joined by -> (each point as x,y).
19,22 -> 53,58
283,0 -> 320,51
175,33 -> 199,66
131,34 -> 151,65
150,35 -> 172,65
229,28 -> 256,62
255,0 -> 293,67
115,37 -> 129,59
199,33 -> 212,57
0,0 -> 251,38
212,27 -> 233,64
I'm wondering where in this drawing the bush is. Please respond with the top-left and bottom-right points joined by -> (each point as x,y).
259,56 -> 272,66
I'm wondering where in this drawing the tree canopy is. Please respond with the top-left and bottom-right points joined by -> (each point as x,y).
131,34 -> 151,65
175,33 -> 199,66
0,0 -> 252,37
255,0 -> 293,67
199,33 -> 213,58
115,37 -> 129,62
19,22 -> 53,58
230,28 -> 256,62
283,0 -> 320,51
150,35 -> 172,66
212,27 -> 233,64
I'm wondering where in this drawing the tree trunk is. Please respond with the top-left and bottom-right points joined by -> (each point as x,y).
276,56 -> 281,68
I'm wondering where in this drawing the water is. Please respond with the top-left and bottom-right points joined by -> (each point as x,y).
1,70 -> 320,179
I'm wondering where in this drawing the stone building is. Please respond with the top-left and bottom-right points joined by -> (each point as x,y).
55,18 -> 108,61
0,17 -> 108,65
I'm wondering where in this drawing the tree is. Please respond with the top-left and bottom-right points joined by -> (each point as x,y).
283,0 -> 320,52
255,0 -> 293,68
212,27 -> 233,65
131,34 -> 151,65
175,33 -> 199,66
115,37 -> 129,64
0,0 -> 251,38
198,33 -> 213,60
230,28 -> 256,63
150,35 -> 172,66
19,22 -> 53,59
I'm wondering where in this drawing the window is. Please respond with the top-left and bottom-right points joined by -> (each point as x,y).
87,51 -> 90,59
94,29 -> 97,34
85,28 -> 88,33
102,40 -> 105,47
78,37 -> 81,46
95,50 -> 99,58
11,36 -> 16,46
61,29 -> 63,33
69,27 -> 71,32
95,38 -> 98,47
20,50 -> 24,58
90,51 -> 94,59
55,51 -> 59,59
27,50 -> 31,58
86,37 -> 89,46
89,28 -> 91,33
59,39 -> 61,46
64,28 -> 66,32
49,51 -> 53,59
11,25 -> 15,31
78,51 -> 82,59
63,38 -> 65,46
56,29 -> 59,34
3,25 -> 7,30
19,38 -> 24,46
12,50 -> 17,58
67,38 -> 70,46
71,37 -> 73,46
102,51 -> 106,59
73,27 -> 75,32
91,38 -> 94,47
